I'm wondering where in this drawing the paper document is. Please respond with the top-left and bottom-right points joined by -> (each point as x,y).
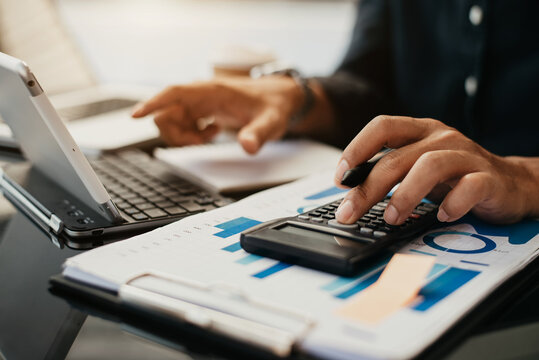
63,171 -> 539,360
154,139 -> 342,193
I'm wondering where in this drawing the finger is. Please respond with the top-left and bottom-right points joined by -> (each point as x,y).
335,142 -> 424,223
386,150 -> 481,225
157,122 -> 206,146
153,105 -> 203,146
132,84 -> 207,118
237,108 -> 286,154
335,115 -> 435,184
437,172 -> 494,222
153,103 -> 186,125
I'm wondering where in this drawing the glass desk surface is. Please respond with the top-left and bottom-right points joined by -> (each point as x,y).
0,154 -> 537,360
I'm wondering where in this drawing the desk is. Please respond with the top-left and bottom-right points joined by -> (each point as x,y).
0,150 -> 537,360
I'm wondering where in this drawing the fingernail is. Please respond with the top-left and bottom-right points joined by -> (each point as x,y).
131,103 -> 144,117
384,204 -> 399,224
335,159 -> 350,184
335,200 -> 354,223
239,132 -> 259,154
437,208 -> 450,222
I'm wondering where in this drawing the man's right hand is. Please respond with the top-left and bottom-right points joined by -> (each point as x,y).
131,76 -> 304,154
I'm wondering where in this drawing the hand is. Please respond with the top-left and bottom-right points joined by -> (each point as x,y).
334,115 -> 539,225
131,76 -> 303,154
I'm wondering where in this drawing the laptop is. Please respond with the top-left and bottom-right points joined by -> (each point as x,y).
0,85 -> 160,154
0,52 -> 231,239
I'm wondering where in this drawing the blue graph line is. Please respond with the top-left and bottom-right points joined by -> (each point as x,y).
413,267 -> 480,311
321,277 -> 360,292
214,217 -> 262,238
409,249 -> 437,257
460,260 -> 489,267
222,242 -> 242,252
236,254 -> 263,265
252,262 -> 293,279
304,186 -> 348,200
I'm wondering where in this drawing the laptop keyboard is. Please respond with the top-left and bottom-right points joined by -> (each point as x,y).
90,150 -> 231,222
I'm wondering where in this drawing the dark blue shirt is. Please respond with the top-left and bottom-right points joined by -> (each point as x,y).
319,0 -> 539,156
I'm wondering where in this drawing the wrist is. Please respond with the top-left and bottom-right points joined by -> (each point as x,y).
506,156 -> 539,219
251,64 -> 314,130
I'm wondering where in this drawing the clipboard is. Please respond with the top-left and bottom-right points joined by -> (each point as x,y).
50,256 -> 539,360
49,274 -> 312,360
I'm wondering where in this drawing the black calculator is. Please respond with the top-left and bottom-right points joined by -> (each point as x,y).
240,197 -> 439,276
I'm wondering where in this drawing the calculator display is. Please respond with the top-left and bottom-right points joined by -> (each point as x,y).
277,224 -> 369,249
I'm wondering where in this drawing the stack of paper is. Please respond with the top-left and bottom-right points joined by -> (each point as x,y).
154,139 -> 342,193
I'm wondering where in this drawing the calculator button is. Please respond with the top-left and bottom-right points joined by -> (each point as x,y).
373,231 -> 387,238
328,219 -> 358,230
365,223 -> 377,229
317,209 -> 328,214
413,209 -> 427,216
370,210 -> 384,216
298,215 -> 310,221
360,216 -> 371,222
309,211 -> 322,217
372,205 -> 385,212
421,203 -> 438,209
371,220 -> 384,226
322,214 -> 335,220
364,214 -> 376,220
311,217 -> 324,223
360,227 -> 374,235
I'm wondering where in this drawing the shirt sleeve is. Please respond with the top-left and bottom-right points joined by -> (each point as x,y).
315,0 -> 392,148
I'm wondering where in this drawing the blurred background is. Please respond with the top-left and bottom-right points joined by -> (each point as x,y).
0,0 -> 357,94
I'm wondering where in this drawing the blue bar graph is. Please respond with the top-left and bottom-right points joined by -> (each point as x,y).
413,267 -> 481,312
427,263 -> 448,280
323,252 -> 392,296
236,254 -> 263,265
335,268 -> 385,299
304,186 -> 348,200
222,242 -> 242,252
252,262 -> 293,279
321,276 -> 360,292
213,217 -> 261,238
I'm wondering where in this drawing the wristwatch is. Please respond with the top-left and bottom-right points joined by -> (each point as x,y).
250,62 -> 315,129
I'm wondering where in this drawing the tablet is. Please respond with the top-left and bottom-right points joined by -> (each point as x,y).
0,52 -> 122,223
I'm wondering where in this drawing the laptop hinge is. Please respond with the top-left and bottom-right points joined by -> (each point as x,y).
49,214 -> 63,234
0,167 -> 64,234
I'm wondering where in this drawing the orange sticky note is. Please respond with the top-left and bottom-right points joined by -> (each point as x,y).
336,254 -> 435,324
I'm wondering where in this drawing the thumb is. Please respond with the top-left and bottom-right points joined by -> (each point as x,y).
237,108 -> 285,154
